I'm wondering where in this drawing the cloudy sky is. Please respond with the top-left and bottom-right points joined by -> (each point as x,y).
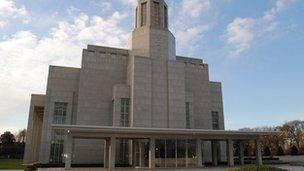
0,0 -> 303,134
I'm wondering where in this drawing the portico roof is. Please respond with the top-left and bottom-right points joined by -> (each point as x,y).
52,124 -> 278,140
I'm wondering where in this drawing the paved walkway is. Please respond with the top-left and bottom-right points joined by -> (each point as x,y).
272,164 -> 304,171
37,167 -> 236,171
32,164 -> 304,171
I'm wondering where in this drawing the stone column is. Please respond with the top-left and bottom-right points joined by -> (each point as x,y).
211,141 -> 218,166
109,137 -> 116,169
149,138 -> 155,169
64,131 -> 72,170
227,139 -> 234,167
255,139 -> 262,166
239,141 -> 245,165
196,139 -> 203,167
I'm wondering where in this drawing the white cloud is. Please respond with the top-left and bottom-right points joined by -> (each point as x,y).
181,0 -> 210,18
175,24 -> 213,53
0,20 -> 7,28
223,18 -> 255,57
173,0 -> 215,55
263,0 -> 295,21
0,0 -> 29,27
222,0 -> 295,58
0,11 -> 129,133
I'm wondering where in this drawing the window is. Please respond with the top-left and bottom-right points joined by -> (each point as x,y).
141,2 -> 147,26
155,139 -> 166,167
116,139 -> 129,165
135,7 -> 138,28
185,102 -> 190,129
212,111 -> 219,130
120,98 -> 130,127
53,102 -> 68,124
155,139 -> 198,168
164,6 -> 168,28
177,140 -> 186,167
165,139 -> 176,167
187,139 -> 197,167
50,130 -> 64,163
153,1 -> 160,26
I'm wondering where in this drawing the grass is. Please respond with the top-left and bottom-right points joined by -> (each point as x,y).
0,159 -> 24,170
229,165 -> 287,171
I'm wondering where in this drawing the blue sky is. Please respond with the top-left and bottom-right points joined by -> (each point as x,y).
0,0 -> 303,134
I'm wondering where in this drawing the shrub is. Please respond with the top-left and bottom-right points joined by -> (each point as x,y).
229,165 -> 287,171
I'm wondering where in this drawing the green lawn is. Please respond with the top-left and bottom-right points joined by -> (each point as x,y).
229,165 -> 287,171
0,159 -> 24,170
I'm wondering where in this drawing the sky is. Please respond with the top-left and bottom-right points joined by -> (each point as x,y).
0,0 -> 303,134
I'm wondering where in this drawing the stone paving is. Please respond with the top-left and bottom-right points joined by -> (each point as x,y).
36,165 -> 304,171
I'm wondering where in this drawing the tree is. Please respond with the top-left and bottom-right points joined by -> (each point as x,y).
0,131 -> 15,146
16,129 -> 26,143
239,120 -> 304,155
0,131 -> 16,158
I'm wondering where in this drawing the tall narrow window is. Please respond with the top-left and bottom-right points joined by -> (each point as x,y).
164,6 -> 168,28
212,111 -> 219,130
185,102 -> 190,129
153,1 -> 160,26
50,130 -> 64,163
120,98 -> 130,127
141,2 -> 147,26
53,102 -> 68,124
135,7 -> 138,28
117,139 -> 129,165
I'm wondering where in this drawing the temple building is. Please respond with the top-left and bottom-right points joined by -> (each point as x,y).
24,0 -> 273,170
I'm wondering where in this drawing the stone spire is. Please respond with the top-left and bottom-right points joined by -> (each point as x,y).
130,0 -> 176,60
134,0 -> 168,30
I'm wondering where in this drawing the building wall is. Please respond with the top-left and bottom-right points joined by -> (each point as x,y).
39,66 -> 80,163
210,82 -> 226,162
130,56 -> 153,127
23,94 -> 45,164
184,62 -> 211,129
167,60 -> 186,128
73,46 -> 128,164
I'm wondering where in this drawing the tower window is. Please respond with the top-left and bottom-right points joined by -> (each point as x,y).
164,6 -> 168,28
186,102 -> 190,129
120,98 -> 130,127
153,1 -> 160,26
212,111 -> 219,130
141,2 -> 147,27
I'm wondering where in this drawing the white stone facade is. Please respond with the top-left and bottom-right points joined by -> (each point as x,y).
24,0 -> 227,168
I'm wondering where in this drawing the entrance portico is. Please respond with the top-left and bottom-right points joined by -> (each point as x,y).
54,124 -> 274,170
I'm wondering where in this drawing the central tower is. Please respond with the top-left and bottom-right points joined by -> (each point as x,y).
128,0 -> 185,128
131,0 -> 176,60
